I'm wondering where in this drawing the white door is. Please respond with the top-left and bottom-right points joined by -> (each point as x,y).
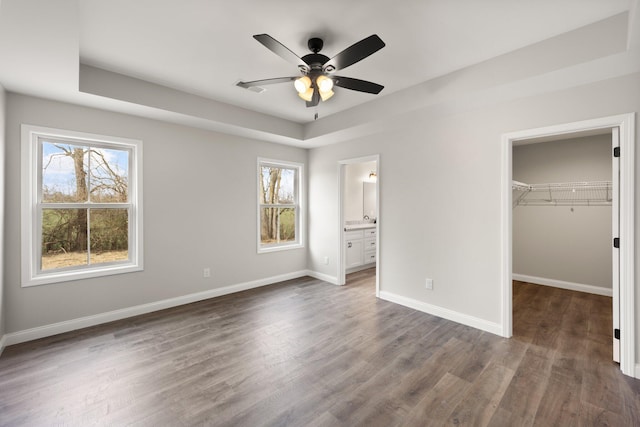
612,127 -> 620,363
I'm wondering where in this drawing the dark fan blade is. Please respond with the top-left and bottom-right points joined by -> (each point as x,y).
306,89 -> 320,108
333,76 -> 384,94
253,34 -> 308,68
236,77 -> 297,89
323,35 -> 385,72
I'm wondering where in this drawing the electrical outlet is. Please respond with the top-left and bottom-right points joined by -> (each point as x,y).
323,256 -> 329,265
203,268 -> 211,278
425,278 -> 433,290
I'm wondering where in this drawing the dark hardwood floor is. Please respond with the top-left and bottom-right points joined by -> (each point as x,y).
1,271 -> 639,426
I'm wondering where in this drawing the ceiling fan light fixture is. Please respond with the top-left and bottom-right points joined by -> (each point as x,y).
319,89 -> 334,102
316,75 -> 334,92
248,34 -> 385,108
294,76 -> 311,93
298,87 -> 314,102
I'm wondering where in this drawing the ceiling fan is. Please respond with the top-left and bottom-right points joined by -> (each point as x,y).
237,34 -> 385,108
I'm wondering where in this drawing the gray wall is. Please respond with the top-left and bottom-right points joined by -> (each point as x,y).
308,72 -> 640,337
4,93 -> 308,333
513,135 -> 612,289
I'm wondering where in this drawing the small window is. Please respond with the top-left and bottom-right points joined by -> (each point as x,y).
257,159 -> 303,252
21,125 -> 143,286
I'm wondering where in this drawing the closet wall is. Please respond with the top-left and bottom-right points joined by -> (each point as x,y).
513,134 -> 612,291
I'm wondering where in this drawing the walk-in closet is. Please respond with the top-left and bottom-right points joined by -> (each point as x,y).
511,133 -> 614,353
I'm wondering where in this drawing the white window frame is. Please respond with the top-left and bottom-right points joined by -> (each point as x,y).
21,124 -> 143,286
257,158 -> 304,253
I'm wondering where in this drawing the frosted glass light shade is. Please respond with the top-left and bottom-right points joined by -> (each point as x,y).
319,89 -> 334,101
294,76 -> 311,93
298,87 -> 314,101
316,75 -> 333,92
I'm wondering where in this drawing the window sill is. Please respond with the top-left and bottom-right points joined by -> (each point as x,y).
258,242 -> 304,254
22,263 -> 143,287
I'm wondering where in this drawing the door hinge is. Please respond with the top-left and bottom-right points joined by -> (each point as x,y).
613,237 -> 620,248
614,147 -> 620,157
614,328 -> 620,340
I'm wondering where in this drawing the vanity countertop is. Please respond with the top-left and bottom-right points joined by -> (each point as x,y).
344,223 -> 377,231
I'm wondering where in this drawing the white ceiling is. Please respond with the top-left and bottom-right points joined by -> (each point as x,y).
77,0 -> 631,124
0,0 -> 637,147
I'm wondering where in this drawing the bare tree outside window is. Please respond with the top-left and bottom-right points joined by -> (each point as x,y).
258,162 -> 299,249
41,140 -> 130,270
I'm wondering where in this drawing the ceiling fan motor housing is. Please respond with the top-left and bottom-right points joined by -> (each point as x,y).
301,54 -> 329,72
302,38 -> 332,77
307,37 -> 324,53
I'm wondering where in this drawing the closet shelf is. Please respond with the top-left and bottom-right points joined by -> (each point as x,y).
512,180 -> 612,207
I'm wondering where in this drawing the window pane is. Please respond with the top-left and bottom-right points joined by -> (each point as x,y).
260,166 -> 295,204
41,208 -> 88,270
89,209 -> 129,264
41,141 -> 88,203
278,207 -> 296,242
260,207 -> 296,245
89,147 -> 129,203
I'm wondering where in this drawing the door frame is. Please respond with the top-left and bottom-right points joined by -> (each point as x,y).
612,127 -> 620,363
500,113 -> 635,377
338,154 -> 380,296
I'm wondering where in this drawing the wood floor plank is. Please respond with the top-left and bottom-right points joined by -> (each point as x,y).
447,361 -> 514,426
488,406 -> 528,427
577,401 -> 626,426
532,367 -> 582,426
402,372 -> 472,426
1,272 -> 639,426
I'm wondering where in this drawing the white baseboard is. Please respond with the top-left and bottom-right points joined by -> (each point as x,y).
346,263 -> 376,275
0,334 -> 7,357
635,363 -> 640,379
379,291 -> 503,336
306,270 -> 339,285
512,274 -> 612,297
3,270 -> 316,347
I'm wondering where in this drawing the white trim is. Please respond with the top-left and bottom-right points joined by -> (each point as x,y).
635,363 -> 640,379
379,291 -> 503,336
20,124 -> 144,287
346,263 -> 377,275
501,113 -> 635,377
612,127 -> 621,363
500,130 -> 513,338
512,274 -> 612,297
0,334 -> 7,357
3,270 -> 313,347
256,157 -> 305,254
338,163 -> 345,286
306,270 -> 339,285
618,115 -> 635,378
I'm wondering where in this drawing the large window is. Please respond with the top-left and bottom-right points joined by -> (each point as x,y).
21,125 -> 143,286
257,159 -> 303,252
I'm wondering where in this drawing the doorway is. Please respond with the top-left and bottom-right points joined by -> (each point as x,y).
338,155 -> 380,296
501,114 -> 635,377
512,132 -> 615,362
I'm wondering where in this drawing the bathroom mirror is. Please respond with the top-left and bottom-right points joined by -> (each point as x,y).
363,182 -> 376,219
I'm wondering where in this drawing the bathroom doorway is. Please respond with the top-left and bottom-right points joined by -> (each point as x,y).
338,155 -> 380,296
